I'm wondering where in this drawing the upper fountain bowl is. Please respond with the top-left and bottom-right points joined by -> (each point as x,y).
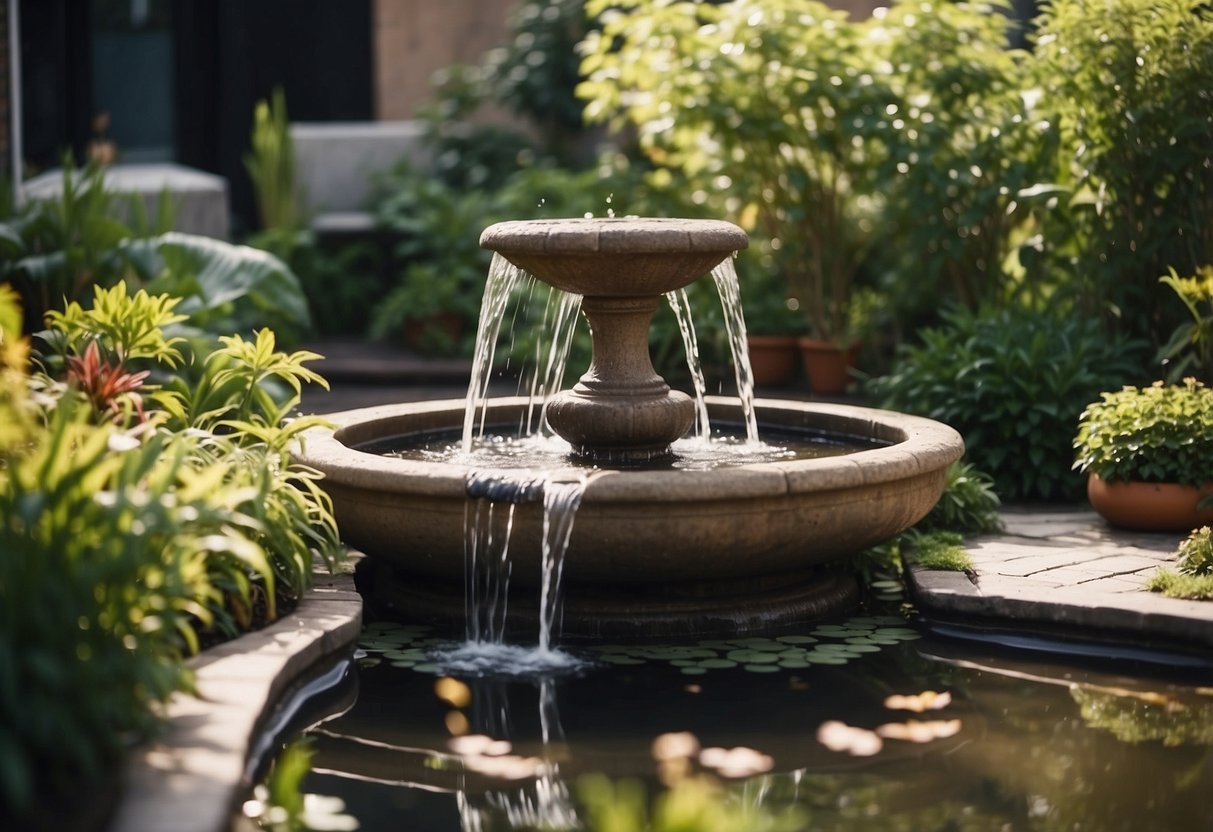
480,217 -> 748,297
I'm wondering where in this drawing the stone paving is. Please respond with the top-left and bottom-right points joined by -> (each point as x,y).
907,506 -> 1213,653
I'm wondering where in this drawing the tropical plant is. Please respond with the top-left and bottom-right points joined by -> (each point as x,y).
121,231 -> 312,346
0,159 -> 135,332
1157,265 -> 1213,384
245,87 -> 301,233
1034,0 -> 1213,348
1073,378 -> 1213,486
0,276 -> 341,825
870,305 -> 1145,500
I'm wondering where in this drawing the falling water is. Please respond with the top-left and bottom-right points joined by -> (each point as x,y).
464,473 -> 545,644
529,290 -> 583,438
537,475 -> 587,653
464,254 -> 529,450
451,246 -> 759,666
666,287 -> 712,440
711,258 -> 760,442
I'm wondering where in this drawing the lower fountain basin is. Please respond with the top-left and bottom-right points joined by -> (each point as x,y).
295,397 -> 963,637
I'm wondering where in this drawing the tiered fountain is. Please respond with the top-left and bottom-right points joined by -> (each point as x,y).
296,218 -> 963,640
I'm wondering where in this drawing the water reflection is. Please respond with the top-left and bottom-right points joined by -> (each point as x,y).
300,626 -> 1213,831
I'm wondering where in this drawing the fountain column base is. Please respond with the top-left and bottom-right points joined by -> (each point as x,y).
546,386 -> 695,463
544,294 -> 695,461
356,558 -> 860,641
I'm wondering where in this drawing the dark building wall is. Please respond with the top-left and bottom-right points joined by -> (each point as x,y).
0,1 -> 9,183
17,0 -> 373,231
176,1 -> 374,233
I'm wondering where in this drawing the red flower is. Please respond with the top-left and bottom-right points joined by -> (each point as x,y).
66,341 -> 150,422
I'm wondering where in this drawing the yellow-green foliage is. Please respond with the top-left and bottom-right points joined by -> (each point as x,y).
0,282 -> 339,822
245,87 -> 300,232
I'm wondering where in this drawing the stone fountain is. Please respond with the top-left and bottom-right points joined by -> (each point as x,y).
295,217 -> 964,640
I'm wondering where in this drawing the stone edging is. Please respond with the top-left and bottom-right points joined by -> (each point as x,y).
107,571 -> 363,832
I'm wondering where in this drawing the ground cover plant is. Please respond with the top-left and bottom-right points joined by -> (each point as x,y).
1147,526 -> 1213,600
0,280 -> 339,827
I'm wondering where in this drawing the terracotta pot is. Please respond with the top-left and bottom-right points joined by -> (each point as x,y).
746,334 -> 800,387
798,337 -> 858,394
1087,474 -> 1213,532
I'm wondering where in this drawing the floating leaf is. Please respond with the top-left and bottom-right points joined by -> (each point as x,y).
727,649 -> 780,664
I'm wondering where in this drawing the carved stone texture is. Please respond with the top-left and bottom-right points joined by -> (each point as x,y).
481,218 -> 747,460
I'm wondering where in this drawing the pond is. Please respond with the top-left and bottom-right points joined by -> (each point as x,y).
257,610 -> 1213,832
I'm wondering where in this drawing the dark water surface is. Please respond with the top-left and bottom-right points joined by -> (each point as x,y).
287,616 -> 1213,832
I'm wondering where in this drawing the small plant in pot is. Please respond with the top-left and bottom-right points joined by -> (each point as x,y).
1073,379 -> 1213,532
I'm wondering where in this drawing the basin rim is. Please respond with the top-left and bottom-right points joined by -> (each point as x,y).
294,397 -> 965,503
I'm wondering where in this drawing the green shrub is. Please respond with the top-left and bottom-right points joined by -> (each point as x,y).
0,280 -> 340,822
1034,0 -> 1213,348
870,305 -> 1144,500
1073,379 -> 1213,485
873,0 -> 1058,315
917,461 -> 1004,535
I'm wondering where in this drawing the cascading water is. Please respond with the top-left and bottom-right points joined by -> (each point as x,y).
298,216 -> 964,647
447,239 -> 774,670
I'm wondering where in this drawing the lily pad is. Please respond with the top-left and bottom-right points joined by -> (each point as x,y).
776,635 -> 818,645
698,658 -> 738,669
727,650 -> 781,664
744,664 -> 782,673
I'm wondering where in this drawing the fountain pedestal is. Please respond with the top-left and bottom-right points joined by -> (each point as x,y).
546,295 -> 694,461
480,217 -> 747,460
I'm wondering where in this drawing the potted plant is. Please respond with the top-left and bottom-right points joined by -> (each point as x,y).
1073,379 -> 1213,531
737,264 -> 804,387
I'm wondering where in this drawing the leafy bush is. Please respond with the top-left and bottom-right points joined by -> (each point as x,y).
0,281 -> 340,823
0,159 -> 313,345
581,0 -> 892,343
1034,0 -> 1213,347
916,461 -> 1004,536
872,1 -> 1058,316
1073,379 -> 1213,485
870,305 -> 1144,500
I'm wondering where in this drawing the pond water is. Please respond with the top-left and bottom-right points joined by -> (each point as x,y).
272,610 -> 1213,832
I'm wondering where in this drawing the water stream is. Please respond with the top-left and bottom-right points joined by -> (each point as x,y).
447,249 -> 774,667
